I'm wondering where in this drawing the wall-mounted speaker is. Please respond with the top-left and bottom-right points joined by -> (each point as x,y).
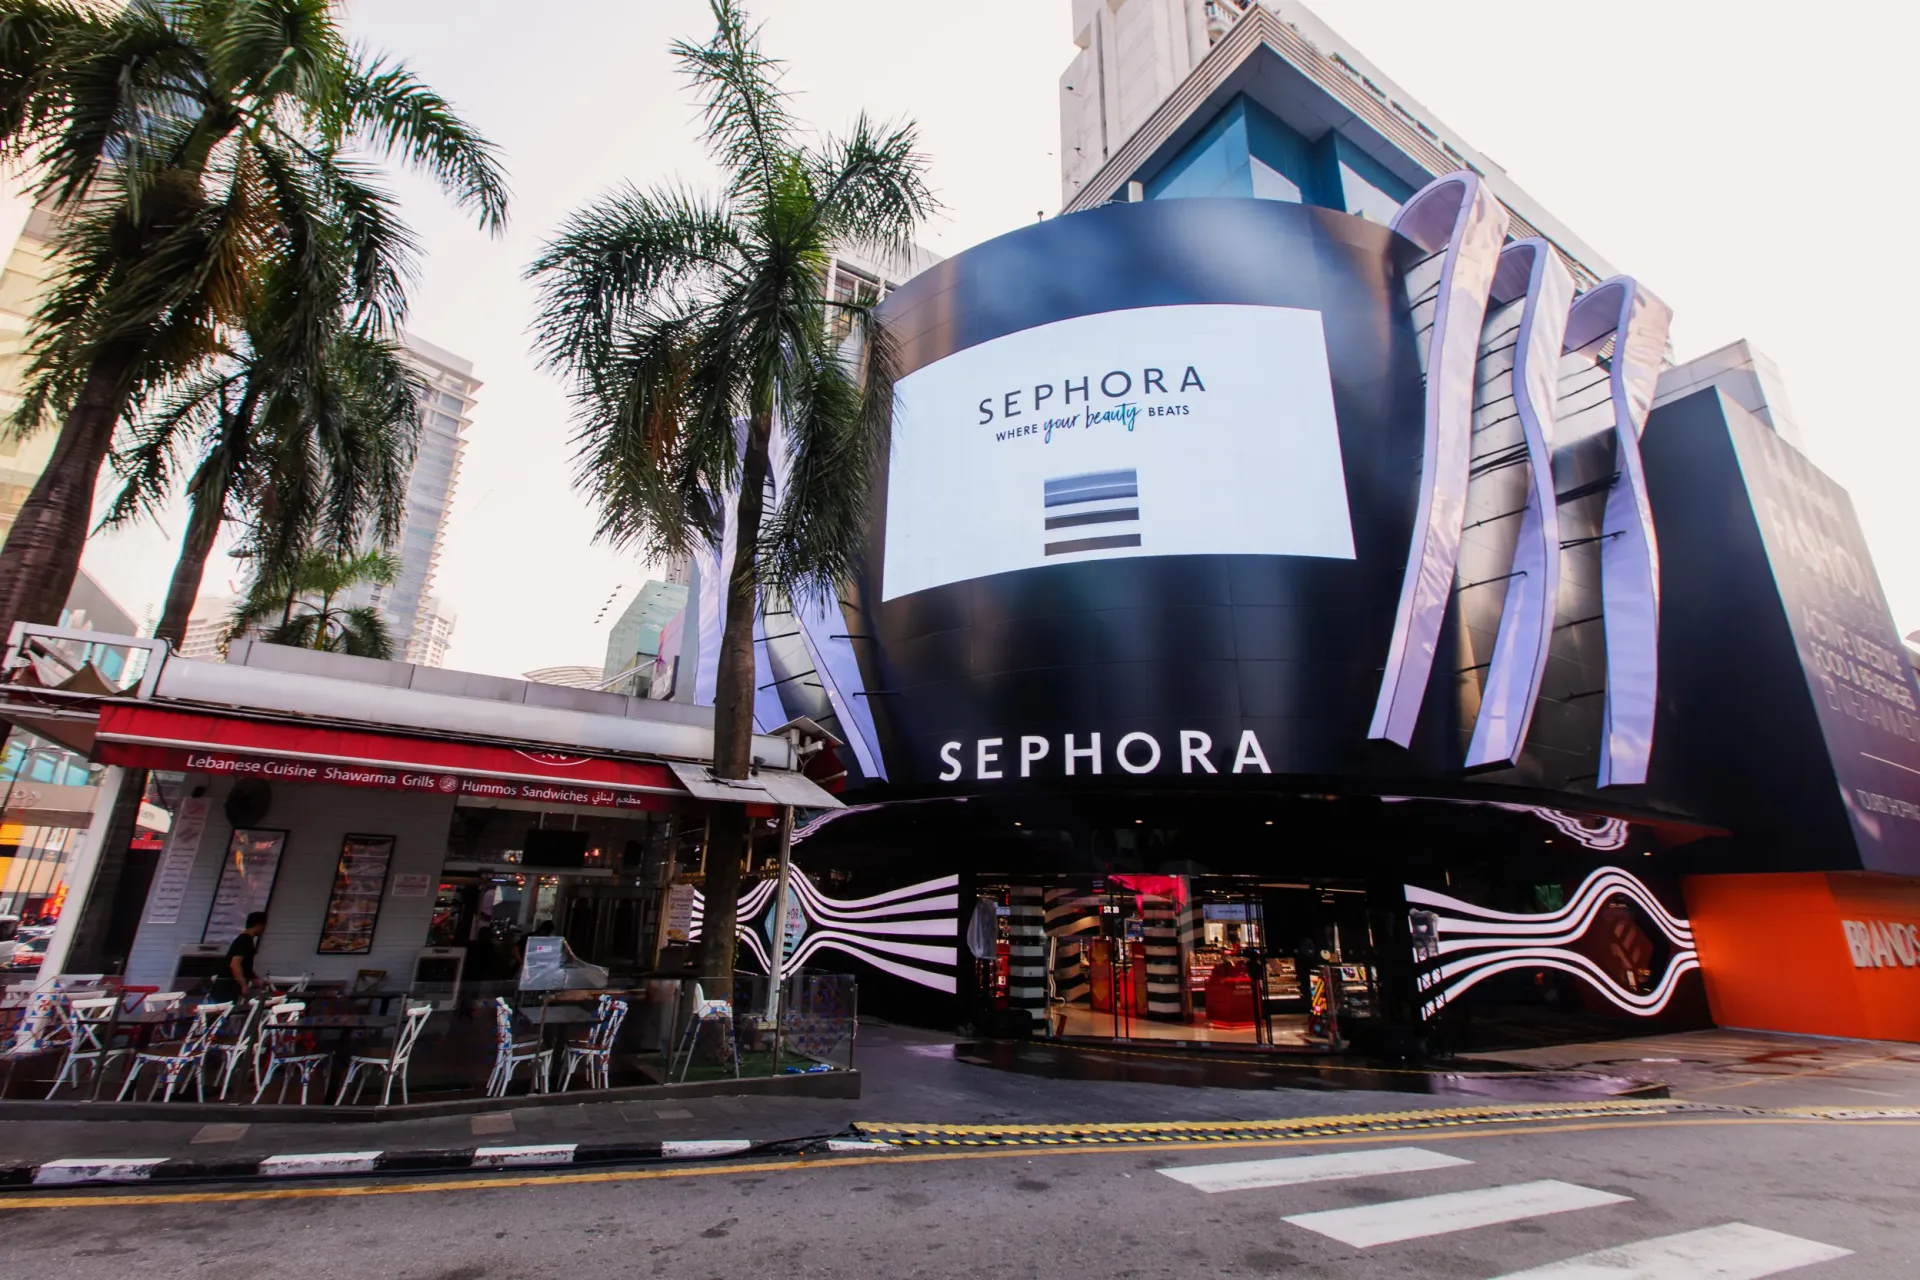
224,778 -> 272,829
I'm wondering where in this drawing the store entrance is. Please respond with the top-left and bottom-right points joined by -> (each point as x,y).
980,873 -> 1381,1048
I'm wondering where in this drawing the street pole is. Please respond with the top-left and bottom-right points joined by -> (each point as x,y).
763,803 -> 796,1028
38,765 -> 125,981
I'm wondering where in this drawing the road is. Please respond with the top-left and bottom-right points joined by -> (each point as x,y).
2,1111 -> 1914,1278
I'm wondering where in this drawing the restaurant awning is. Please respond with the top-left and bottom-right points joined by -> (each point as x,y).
91,704 -> 838,812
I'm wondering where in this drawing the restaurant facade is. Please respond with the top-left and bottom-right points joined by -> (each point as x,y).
0,630 -> 837,1007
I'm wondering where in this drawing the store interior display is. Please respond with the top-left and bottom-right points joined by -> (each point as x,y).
972,873 -> 1380,1046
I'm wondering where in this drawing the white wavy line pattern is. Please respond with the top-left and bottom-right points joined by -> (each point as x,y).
1408,866 -> 1696,1019
683,874 -> 959,992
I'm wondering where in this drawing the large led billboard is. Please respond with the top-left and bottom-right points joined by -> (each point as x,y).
882,304 -> 1354,601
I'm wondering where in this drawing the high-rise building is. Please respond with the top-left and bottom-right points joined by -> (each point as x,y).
177,595 -> 235,661
1056,0 -> 1610,286
346,333 -> 478,657
406,598 -> 456,669
0,199 -> 65,538
600,577 -> 692,696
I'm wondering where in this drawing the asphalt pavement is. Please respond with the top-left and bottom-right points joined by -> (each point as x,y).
1,1023 -> 1918,1279
0,1106 -> 1913,1278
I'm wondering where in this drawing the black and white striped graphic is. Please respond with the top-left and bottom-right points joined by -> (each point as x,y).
1044,469 -> 1141,556
698,875 -> 961,994
1139,894 -> 1185,1019
1006,885 -> 1049,1025
1406,867 -> 1698,1021
1044,886 -> 1100,1004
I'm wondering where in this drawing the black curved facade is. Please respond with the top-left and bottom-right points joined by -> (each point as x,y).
850,198 -> 1621,809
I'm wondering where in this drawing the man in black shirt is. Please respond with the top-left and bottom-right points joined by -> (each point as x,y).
211,912 -> 268,1002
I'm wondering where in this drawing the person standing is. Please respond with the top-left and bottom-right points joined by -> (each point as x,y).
210,912 -> 268,1002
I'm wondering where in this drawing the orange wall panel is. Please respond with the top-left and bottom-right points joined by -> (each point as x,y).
1683,872 -> 1920,1042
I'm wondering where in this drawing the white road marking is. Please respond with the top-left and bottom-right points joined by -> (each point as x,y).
660,1140 -> 753,1159
1487,1222 -> 1852,1278
470,1144 -> 578,1169
258,1152 -> 381,1177
32,1158 -> 166,1186
1158,1146 -> 1471,1193
1284,1179 -> 1630,1248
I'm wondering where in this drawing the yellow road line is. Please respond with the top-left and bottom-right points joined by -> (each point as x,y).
2,1114 -> 1914,1212
855,1098 -> 1670,1136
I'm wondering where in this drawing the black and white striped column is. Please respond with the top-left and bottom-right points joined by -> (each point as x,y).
1006,885 -> 1049,1028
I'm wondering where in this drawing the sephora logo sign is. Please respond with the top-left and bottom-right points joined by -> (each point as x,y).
937,729 -> 1275,782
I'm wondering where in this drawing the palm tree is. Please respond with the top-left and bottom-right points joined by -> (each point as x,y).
0,0 -> 507,645
229,546 -> 398,658
101,253 -> 420,649
528,0 -> 934,992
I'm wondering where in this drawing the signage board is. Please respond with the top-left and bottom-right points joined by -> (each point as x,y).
1730,415 -> 1920,875
883,303 -> 1353,601
143,795 -> 210,926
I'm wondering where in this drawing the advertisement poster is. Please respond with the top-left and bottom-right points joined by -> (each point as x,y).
318,834 -> 396,954
389,873 -> 433,900
882,303 -> 1354,600
665,883 -> 696,943
144,795 -> 211,926
202,828 -> 287,944
1731,415 -> 1920,875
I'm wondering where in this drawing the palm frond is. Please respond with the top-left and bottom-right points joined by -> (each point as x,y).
671,0 -> 792,202
339,49 -> 509,235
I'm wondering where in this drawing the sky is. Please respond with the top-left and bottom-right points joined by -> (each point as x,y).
80,0 -> 1920,678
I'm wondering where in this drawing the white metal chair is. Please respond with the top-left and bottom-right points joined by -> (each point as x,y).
207,997 -> 268,1100
559,997 -> 628,1092
670,984 -> 739,1083
116,1002 -> 232,1102
265,974 -> 311,994
46,995 -> 127,1097
1,991 -> 62,1096
485,998 -> 550,1098
251,1001 -> 330,1104
335,1001 -> 434,1106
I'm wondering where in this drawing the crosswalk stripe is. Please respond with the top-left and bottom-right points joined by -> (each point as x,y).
1158,1146 -> 1471,1193
1485,1222 -> 1852,1279
1284,1179 -> 1630,1248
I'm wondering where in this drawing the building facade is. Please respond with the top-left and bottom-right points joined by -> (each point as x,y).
652,0 -> 1920,1051
345,333 -> 478,659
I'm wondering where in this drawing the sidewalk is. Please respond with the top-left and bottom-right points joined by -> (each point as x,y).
0,1021 -> 1434,1168
1466,1027 -> 1920,1111
4,1023 -> 1914,1175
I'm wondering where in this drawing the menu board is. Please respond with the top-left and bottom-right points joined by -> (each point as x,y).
145,795 -> 211,926
318,834 -> 395,954
202,828 -> 287,943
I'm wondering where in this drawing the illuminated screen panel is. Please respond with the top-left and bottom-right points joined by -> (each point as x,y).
881,303 -> 1355,601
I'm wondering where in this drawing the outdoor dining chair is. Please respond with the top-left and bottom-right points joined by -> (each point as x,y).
252,1001 -> 331,1104
46,995 -> 127,1097
116,1001 -> 232,1103
265,974 -> 311,994
207,997 -> 268,1100
485,997 -> 551,1098
334,1000 -> 434,1106
559,997 -> 628,1092
0,991 -> 61,1097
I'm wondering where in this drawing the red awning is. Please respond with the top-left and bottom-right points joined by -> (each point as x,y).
94,704 -> 690,813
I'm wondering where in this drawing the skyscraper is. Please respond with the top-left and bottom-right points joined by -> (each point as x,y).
347,333 -> 478,663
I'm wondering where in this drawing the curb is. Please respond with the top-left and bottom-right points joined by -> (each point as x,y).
0,1136 -> 903,1189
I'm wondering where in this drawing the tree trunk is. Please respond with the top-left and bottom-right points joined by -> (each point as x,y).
155,392 -> 258,649
153,486 -> 225,648
699,405 -> 776,997
0,349 -> 140,644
